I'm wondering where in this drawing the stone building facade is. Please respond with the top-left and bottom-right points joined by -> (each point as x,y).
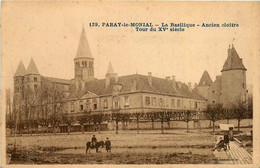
197,44 -> 248,108
15,27 -> 249,123
13,27 -> 207,121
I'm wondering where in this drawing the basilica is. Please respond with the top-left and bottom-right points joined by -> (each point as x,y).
13,27 -> 247,119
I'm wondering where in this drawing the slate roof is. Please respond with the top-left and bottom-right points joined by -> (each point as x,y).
69,74 -> 206,100
14,61 -> 27,77
197,71 -> 213,87
75,27 -> 92,59
106,62 -> 114,74
209,76 -> 222,91
44,76 -> 71,85
222,46 -> 246,72
26,58 -> 40,75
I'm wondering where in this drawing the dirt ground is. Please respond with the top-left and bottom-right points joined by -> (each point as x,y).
6,129 -> 226,164
9,149 -> 216,164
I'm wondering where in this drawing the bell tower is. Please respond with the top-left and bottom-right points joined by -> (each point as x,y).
74,27 -> 94,81
25,58 -> 41,90
13,60 -> 27,96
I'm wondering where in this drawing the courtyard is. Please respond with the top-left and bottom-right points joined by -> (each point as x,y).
6,127 -> 252,164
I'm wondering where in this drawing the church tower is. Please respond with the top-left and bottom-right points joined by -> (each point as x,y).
105,62 -> 118,88
74,27 -> 94,81
25,58 -> 41,90
14,61 -> 27,96
221,45 -> 247,108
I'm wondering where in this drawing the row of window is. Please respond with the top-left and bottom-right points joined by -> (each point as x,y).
75,61 -> 94,68
145,96 -> 204,109
71,96 -> 130,112
71,96 -> 205,112
145,96 -> 181,107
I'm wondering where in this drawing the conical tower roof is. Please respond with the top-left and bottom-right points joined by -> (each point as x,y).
14,61 -> 27,77
197,70 -> 213,87
106,62 -> 114,74
221,45 -> 246,72
75,27 -> 92,59
26,58 -> 39,75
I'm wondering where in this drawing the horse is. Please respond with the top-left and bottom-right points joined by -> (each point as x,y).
86,140 -> 104,153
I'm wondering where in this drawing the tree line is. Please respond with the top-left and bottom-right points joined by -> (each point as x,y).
6,83 -> 253,135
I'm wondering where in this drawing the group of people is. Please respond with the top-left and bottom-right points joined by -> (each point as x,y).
88,135 -> 111,153
212,132 -> 230,151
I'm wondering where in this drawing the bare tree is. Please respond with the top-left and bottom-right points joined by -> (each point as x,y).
146,112 -> 157,130
232,97 -> 248,132
181,110 -> 195,132
158,111 -> 166,134
247,95 -> 253,119
111,109 -> 122,134
78,113 -> 91,134
221,108 -> 233,124
46,84 -> 65,134
132,112 -> 143,134
62,114 -> 75,134
203,103 -> 223,132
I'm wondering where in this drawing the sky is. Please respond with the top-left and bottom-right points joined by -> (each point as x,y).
1,1 -> 259,94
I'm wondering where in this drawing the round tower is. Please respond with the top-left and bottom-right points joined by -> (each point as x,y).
221,45 -> 247,108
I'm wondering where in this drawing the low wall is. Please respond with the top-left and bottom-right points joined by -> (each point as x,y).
107,119 -> 253,130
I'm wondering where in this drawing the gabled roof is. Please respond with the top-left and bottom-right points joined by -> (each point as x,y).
26,58 -> 39,75
69,74 -> 206,100
43,76 -> 71,85
14,61 -> 27,77
106,62 -> 114,74
209,75 -> 222,91
75,27 -> 92,59
197,71 -> 213,87
221,45 -> 246,72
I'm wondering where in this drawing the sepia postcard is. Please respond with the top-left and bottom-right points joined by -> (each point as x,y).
1,1 -> 260,168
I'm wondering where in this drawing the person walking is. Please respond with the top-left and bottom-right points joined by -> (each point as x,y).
105,137 -> 111,153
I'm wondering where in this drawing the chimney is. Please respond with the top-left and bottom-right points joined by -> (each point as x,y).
105,74 -> 110,89
114,73 -> 118,83
194,83 -> 198,88
177,82 -> 182,89
240,58 -> 243,63
188,82 -> 192,92
131,80 -> 137,92
148,72 -> 152,86
166,76 -> 171,81
171,76 -> 176,90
